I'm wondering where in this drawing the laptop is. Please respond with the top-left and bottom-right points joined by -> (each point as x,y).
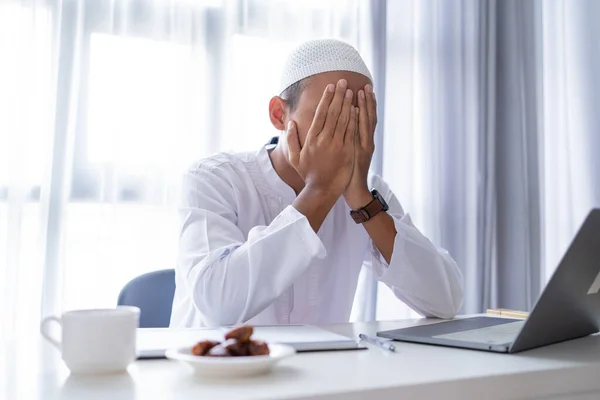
378,208 -> 600,353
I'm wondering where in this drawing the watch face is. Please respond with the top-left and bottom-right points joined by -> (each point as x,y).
371,190 -> 389,212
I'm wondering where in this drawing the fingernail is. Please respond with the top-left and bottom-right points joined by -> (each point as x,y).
326,84 -> 335,92
365,84 -> 373,93
359,90 -> 365,100
345,89 -> 353,99
339,79 -> 347,89
372,91 -> 376,101
287,121 -> 293,130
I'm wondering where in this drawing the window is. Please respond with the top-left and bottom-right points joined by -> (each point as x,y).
2,0 -> 363,314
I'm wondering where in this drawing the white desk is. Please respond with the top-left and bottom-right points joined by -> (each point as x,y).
3,318 -> 600,400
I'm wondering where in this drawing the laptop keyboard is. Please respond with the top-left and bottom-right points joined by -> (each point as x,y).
432,321 -> 525,345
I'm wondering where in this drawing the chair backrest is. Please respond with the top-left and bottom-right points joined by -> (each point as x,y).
117,269 -> 176,328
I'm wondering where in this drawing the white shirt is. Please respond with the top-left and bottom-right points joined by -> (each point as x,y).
170,146 -> 463,327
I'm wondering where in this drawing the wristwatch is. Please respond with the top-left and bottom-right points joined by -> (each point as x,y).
350,189 -> 389,224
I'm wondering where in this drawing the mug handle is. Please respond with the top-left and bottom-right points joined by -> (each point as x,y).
40,316 -> 62,350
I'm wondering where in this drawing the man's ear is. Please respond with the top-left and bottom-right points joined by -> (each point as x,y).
269,96 -> 288,131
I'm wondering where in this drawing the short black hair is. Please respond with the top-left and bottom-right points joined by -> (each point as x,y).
280,77 -> 309,112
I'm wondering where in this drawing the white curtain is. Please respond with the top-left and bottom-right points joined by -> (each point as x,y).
380,0 -> 489,319
0,0 -> 381,340
380,0 -> 600,319
540,0 -> 600,280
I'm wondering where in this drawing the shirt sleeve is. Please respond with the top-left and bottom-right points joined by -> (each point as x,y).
177,168 -> 326,327
364,175 -> 464,319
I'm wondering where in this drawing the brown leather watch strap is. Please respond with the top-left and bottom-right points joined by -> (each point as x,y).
350,197 -> 385,224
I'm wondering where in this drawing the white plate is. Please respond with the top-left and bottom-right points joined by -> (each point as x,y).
165,344 -> 296,378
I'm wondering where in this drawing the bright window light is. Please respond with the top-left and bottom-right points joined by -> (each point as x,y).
220,34 -> 297,152
0,4 -> 52,187
87,33 -> 208,174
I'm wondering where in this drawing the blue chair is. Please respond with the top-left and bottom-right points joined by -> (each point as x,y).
117,269 -> 176,328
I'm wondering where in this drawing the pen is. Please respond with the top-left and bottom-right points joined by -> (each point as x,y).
358,333 -> 397,352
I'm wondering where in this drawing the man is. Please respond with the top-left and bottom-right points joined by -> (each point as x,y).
170,39 -> 463,328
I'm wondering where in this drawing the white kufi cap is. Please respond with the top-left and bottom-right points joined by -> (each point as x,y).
279,39 -> 373,94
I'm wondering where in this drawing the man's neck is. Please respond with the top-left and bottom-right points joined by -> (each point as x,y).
268,144 -> 305,196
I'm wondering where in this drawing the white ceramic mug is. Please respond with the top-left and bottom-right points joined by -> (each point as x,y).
40,307 -> 140,374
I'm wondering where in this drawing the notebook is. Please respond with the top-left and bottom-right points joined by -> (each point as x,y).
137,325 -> 366,358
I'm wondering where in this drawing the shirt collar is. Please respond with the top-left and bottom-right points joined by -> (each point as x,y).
256,145 -> 297,203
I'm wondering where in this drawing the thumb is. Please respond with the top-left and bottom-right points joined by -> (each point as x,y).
286,121 -> 301,164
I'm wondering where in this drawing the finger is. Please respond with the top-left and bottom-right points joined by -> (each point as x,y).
333,88 -> 353,140
286,121 -> 301,165
345,105 -> 357,145
357,90 -> 370,148
355,107 -> 360,145
307,83 -> 336,141
321,79 -> 348,138
365,84 -> 377,129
